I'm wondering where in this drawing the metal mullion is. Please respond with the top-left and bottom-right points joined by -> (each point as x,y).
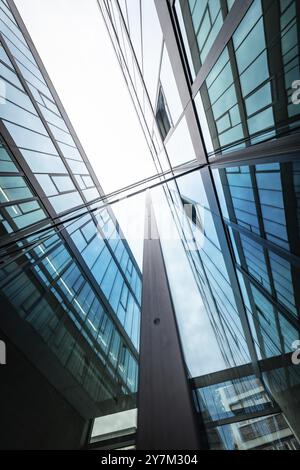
0,3 -> 18,28
0,71 -> 25,93
175,0 -> 200,83
280,162 -> 300,257
218,171 -> 268,360
155,0 -> 208,165
46,118 -> 72,134
7,0 -> 106,202
191,0 -> 254,97
0,106 -> 57,222
0,56 -> 16,73
208,127 -> 300,162
59,227 -> 139,362
0,33 -> 89,206
0,29 -> 40,73
101,0 -> 176,175
263,0 -> 289,135
0,169 -> 25,177
198,7 -> 223,59
248,166 -> 288,356
0,195 -> 36,209
0,82 -> 44,121
37,280 -> 131,398
225,218 -> 300,269
191,362 -> 255,389
35,257 -> 131,393
98,2 -> 163,177
236,264 -> 300,331
0,227 -> 61,274
191,352 -> 296,389
205,405 -> 282,429
88,210 -> 141,309
201,166 -> 261,376
228,38 -> 250,143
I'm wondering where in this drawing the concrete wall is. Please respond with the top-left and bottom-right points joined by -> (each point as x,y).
0,331 -> 89,450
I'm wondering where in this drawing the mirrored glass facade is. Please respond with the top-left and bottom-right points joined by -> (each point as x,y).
99,0 -> 300,450
0,0 -> 141,450
196,0 -> 300,155
1,0 -> 300,451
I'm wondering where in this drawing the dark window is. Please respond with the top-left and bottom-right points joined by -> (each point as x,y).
156,86 -> 171,141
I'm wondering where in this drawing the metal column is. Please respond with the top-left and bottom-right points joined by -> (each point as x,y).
136,192 -> 207,450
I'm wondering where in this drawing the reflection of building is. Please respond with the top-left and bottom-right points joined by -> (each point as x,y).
195,374 -> 300,450
215,162 -> 300,361
90,409 -> 137,450
99,0 -> 300,451
0,0 -> 140,449
217,381 -> 298,450
231,414 -> 298,450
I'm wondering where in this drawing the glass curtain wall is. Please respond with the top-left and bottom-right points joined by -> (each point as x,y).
99,0 -> 300,449
0,0 -> 143,448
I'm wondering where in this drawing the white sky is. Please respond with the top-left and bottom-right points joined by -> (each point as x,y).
14,0 -> 155,265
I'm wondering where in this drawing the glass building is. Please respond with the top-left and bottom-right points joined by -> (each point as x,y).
0,0 -> 141,450
1,0 -> 300,451
97,0 -> 300,451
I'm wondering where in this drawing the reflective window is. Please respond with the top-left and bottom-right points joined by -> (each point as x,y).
0,175 -> 32,202
0,142 -> 17,173
196,0 -> 300,156
49,191 -> 83,213
91,409 -> 137,445
207,414 -> 299,450
212,160 -> 299,255
57,141 -> 83,162
212,158 -> 300,363
152,176 -> 251,378
175,0 -> 226,77
0,1 -> 142,431
52,176 -> 75,193
141,0 -> 163,105
82,187 -> 100,202
196,376 -> 277,423
0,228 -> 139,408
3,121 -> 58,154
160,45 -> 183,126
20,150 -> 68,174
155,86 -> 172,141
66,159 -> 89,175
165,116 -> 195,167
